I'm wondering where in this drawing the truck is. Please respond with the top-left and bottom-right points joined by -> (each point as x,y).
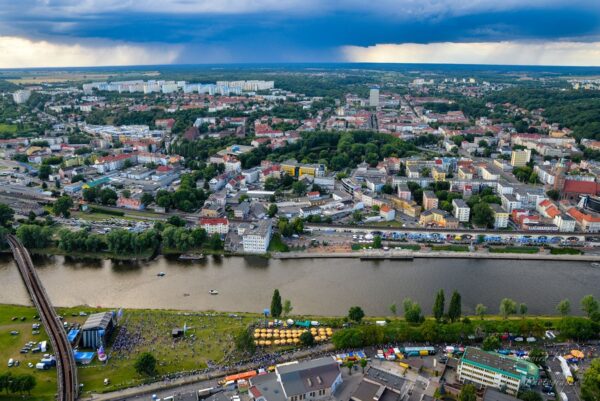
557,356 -> 574,384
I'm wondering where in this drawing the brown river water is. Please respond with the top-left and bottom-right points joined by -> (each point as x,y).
0,254 -> 599,316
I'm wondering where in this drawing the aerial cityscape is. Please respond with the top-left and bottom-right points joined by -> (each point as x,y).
1,2 -> 600,401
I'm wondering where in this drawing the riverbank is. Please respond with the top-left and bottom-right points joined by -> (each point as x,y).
273,250 -> 600,261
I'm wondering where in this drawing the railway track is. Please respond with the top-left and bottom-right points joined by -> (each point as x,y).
7,234 -> 78,401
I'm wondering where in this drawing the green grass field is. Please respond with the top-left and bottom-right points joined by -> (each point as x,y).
489,246 -> 539,254
430,244 -> 469,252
0,305 -> 258,399
0,123 -> 17,134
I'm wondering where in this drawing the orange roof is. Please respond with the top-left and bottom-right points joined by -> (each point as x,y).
199,218 -> 229,226
545,206 -> 560,218
381,205 -> 392,212
563,180 -> 599,195
567,207 -> 600,223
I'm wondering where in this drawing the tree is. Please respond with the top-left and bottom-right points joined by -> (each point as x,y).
134,352 -> 157,376
283,299 -> 293,316
348,306 -> 365,323
389,303 -> 397,317
0,204 -> 14,227
167,215 -> 186,227
546,189 -> 560,201
38,164 -> 51,180
475,303 -> 487,320
271,289 -> 283,318
433,289 -> 445,321
581,295 -> 599,318
299,331 -> 314,346
482,335 -> 501,351
292,181 -> 307,196
519,390 -> 543,401
459,384 -> 477,401
360,358 -> 368,373
235,328 -> 256,355
19,374 -> 36,395
373,235 -> 382,249
345,360 -> 354,375
141,192 -> 154,206
403,298 -> 423,323
499,298 -> 517,319
519,303 -> 528,318
528,349 -> 547,367
448,290 -> 462,322
471,202 -> 494,228
581,358 -> 600,401
557,299 -> 571,316
52,195 -> 73,217
268,204 -> 278,217
0,372 -> 12,394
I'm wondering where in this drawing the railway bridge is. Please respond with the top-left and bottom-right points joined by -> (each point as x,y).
7,234 -> 78,401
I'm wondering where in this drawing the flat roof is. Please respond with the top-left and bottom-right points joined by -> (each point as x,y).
81,312 -> 113,331
462,347 -> 539,380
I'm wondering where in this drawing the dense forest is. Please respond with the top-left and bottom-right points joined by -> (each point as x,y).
238,130 -> 420,170
487,88 -> 600,140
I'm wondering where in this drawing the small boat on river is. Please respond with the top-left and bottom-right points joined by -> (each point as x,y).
208,289 -> 219,295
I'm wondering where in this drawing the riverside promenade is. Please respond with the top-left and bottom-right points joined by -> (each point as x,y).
272,249 -> 600,262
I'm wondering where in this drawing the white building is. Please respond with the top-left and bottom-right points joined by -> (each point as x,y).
369,87 -> 380,107
458,347 -> 539,396
242,220 -> 272,254
501,194 -> 521,213
452,199 -> 470,222
199,218 -> 230,235
12,90 -> 31,104
491,204 -> 509,228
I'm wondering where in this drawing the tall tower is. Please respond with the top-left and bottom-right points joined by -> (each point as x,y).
369,87 -> 380,107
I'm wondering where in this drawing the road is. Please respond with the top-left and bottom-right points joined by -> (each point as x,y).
7,234 -> 79,401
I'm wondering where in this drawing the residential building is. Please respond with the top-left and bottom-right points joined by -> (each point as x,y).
419,209 -> 459,228
510,149 -> 531,167
397,184 -> 412,201
379,205 -> 395,221
116,197 -> 144,211
567,207 -> 600,232
553,214 -> 576,232
457,347 -> 539,395
491,204 -> 509,228
452,199 -> 470,222
249,357 -> 342,401
431,167 -> 446,182
242,220 -> 273,253
422,191 -> 439,210
501,194 -> 521,213
199,218 -> 230,235
387,196 -> 421,218
281,160 -> 326,178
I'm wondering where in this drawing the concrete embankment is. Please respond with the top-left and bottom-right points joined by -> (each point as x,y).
272,251 -> 600,262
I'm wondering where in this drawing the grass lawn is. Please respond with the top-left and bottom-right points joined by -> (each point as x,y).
268,234 -> 290,252
550,247 -> 583,255
430,245 -> 469,252
71,211 -> 141,222
370,220 -> 405,228
0,305 -> 258,399
489,246 -> 539,254
394,244 -> 421,251
0,123 -> 17,134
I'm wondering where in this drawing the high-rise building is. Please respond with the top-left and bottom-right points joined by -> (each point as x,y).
510,149 -> 531,167
12,90 -> 31,104
369,87 -> 379,107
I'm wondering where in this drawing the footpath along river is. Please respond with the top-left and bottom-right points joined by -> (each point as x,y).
0,254 -> 599,316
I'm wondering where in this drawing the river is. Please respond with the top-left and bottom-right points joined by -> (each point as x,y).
0,254 -> 599,316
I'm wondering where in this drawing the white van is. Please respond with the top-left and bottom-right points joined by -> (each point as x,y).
8,358 -> 14,367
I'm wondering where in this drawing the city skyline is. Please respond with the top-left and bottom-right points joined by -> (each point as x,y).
1,0 -> 600,67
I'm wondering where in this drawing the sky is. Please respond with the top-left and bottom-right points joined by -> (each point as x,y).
0,0 -> 600,68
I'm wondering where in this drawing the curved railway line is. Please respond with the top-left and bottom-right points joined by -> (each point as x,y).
7,234 -> 78,401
